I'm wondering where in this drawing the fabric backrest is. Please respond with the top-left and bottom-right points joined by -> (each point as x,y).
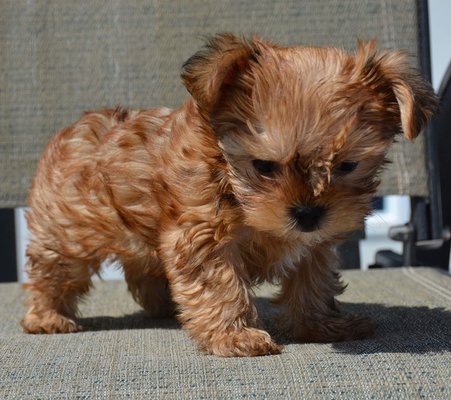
0,0 -> 428,206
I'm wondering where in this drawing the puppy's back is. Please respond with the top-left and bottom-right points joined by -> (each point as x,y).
26,107 -> 169,263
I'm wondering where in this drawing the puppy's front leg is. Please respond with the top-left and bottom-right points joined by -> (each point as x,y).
277,244 -> 374,342
160,224 -> 281,357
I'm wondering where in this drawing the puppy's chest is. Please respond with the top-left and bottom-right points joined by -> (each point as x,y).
239,235 -> 308,281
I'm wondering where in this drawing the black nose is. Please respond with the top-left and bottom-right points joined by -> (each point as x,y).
291,205 -> 325,232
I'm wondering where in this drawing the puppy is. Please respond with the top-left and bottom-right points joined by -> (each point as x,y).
22,34 -> 437,356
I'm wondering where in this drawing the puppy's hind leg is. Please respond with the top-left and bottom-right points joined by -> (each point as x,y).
21,242 -> 97,334
122,252 -> 175,318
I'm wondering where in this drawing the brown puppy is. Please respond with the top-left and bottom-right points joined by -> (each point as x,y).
22,34 -> 437,356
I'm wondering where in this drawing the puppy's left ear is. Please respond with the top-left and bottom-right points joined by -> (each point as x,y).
181,33 -> 258,113
357,41 -> 438,140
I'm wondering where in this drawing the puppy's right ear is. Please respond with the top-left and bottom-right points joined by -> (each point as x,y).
181,33 -> 258,113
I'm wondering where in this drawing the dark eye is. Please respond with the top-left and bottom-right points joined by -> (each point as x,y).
337,161 -> 359,174
252,159 -> 279,177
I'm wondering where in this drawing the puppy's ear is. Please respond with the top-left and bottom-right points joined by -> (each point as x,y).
357,41 -> 438,140
181,33 -> 258,113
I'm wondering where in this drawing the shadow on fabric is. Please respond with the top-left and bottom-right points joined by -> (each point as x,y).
79,299 -> 451,355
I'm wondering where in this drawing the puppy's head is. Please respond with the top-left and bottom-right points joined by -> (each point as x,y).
182,34 -> 438,243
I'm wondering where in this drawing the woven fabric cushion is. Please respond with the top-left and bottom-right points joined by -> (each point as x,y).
0,0 -> 428,207
1,267 -> 450,399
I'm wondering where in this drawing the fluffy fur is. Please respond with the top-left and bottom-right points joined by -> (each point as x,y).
22,34 -> 437,357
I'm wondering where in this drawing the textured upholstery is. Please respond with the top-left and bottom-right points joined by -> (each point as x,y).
1,268 -> 450,398
0,0 -> 429,207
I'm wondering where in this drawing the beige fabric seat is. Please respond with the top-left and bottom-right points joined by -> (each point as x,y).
1,268 -> 450,398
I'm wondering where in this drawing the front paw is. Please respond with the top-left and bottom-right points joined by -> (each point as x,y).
22,310 -> 82,334
294,314 -> 375,343
205,327 -> 282,357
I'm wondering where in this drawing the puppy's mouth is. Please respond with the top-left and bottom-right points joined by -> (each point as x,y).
289,204 -> 326,233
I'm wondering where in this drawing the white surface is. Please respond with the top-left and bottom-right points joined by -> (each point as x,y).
365,196 -> 410,236
361,196 -> 409,270
429,0 -> 451,91
14,208 -> 29,282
